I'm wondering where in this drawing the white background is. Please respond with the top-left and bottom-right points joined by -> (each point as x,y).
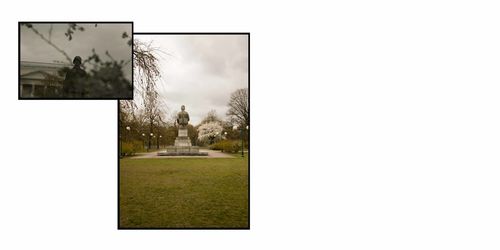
1,1 -> 500,249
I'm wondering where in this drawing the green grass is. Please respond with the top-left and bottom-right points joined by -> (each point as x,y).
119,155 -> 249,228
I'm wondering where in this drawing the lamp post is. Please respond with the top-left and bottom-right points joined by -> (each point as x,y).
240,127 -> 244,157
159,135 -> 162,148
142,133 -> 145,151
126,126 -> 130,144
246,125 -> 249,157
224,131 -> 227,140
233,125 -> 244,157
122,126 -> 130,157
149,133 -> 153,151
120,134 -> 122,158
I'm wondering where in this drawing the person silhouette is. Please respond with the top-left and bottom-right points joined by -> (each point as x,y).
63,56 -> 87,97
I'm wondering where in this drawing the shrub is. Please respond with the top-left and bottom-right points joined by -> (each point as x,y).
223,140 -> 241,153
209,140 -> 224,151
132,140 -> 143,152
209,140 -> 241,153
121,140 -> 143,156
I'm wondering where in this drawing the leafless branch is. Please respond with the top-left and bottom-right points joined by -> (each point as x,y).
24,24 -> 72,64
226,88 -> 249,127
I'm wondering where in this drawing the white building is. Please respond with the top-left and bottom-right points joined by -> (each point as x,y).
20,61 -> 71,98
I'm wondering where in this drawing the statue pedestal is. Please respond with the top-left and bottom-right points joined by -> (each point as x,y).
174,128 -> 192,147
157,127 -> 208,156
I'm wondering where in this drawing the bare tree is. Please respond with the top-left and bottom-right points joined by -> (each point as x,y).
226,88 -> 249,127
128,39 -> 167,150
119,38 -> 165,151
133,39 -> 161,97
120,39 -> 162,123
144,101 -> 167,150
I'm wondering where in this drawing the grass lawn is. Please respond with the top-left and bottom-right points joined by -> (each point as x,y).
119,154 -> 249,228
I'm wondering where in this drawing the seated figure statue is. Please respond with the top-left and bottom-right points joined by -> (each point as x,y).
176,105 -> 190,128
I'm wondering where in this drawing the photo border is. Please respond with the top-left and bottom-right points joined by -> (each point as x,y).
118,32 -> 250,230
18,21 -> 134,100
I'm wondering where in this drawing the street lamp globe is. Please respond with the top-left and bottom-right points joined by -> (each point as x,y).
126,126 -> 130,131
150,133 -> 153,137
142,133 -> 145,137
233,125 -> 238,130
246,125 -> 249,129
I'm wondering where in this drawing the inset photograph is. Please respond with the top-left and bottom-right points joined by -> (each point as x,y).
119,33 -> 249,229
19,22 -> 133,99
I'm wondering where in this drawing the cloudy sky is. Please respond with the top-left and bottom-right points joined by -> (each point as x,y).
20,23 -> 132,80
136,34 -> 248,125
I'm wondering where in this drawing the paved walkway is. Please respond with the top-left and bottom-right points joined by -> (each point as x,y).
130,148 -> 235,159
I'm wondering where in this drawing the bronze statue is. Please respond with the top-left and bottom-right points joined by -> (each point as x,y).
176,105 -> 190,128
63,56 -> 87,97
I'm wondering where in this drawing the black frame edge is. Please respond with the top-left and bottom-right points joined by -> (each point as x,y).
117,33 -> 250,230
18,21 -> 134,100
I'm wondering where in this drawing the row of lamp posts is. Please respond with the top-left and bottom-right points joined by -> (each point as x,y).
122,125 -> 247,156
121,126 -> 164,155
140,132 -> 162,151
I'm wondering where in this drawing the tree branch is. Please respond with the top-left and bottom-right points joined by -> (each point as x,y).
26,25 -> 72,64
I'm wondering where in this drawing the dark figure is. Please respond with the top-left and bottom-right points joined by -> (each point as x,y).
63,56 -> 87,97
176,105 -> 190,128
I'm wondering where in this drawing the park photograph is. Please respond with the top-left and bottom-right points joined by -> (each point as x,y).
19,22 -> 133,99
119,33 -> 249,229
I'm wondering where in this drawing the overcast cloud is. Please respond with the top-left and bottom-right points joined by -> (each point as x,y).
20,23 -> 132,80
136,34 -> 248,125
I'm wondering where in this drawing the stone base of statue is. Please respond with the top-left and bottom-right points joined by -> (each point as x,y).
174,128 -> 192,146
157,127 -> 208,156
157,146 -> 208,156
